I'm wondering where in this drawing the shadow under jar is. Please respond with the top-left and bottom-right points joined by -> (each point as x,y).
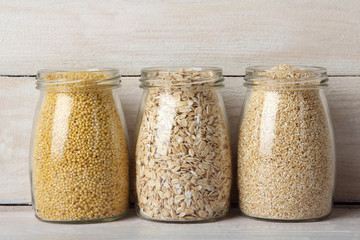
30,69 -> 129,223
237,65 -> 336,222
135,67 -> 232,223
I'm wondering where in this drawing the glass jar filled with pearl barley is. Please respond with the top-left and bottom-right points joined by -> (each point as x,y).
237,65 -> 335,222
135,67 -> 232,222
30,69 -> 129,223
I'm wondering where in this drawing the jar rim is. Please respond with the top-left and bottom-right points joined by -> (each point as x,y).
245,65 -> 327,74
244,65 -> 328,88
141,66 -> 222,73
140,66 -> 224,88
36,68 -> 121,90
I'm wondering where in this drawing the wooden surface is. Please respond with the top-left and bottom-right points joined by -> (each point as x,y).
0,0 -> 360,75
0,206 -> 359,239
0,0 -> 360,204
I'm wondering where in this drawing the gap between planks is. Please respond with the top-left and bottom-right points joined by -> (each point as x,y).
1,203 -> 360,207
1,75 -> 360,78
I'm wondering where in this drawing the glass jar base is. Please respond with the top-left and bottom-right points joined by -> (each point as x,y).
240,210 -> 332,223
136,208 -> 228,223
34,210 -> 128,224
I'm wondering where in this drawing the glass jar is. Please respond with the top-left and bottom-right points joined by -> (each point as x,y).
135,67 -> 232,222
237,65 -> 335,221
30,69 -> 129,223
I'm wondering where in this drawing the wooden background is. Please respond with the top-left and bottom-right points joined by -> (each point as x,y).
0,0 -> 359,204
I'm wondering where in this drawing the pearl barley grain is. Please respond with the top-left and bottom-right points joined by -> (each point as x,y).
32,71 -> 129,222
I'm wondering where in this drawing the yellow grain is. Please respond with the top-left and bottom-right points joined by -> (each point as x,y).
32,71 -> 129,221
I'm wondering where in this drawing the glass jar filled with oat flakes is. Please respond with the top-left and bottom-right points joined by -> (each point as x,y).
238,65 -> 335,222
30,69 -> 129,223
135,67 -> 232,222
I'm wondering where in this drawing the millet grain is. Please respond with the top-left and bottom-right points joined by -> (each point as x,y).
32,72 -> 129,221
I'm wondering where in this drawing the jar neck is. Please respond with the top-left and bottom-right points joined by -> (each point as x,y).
36,69 -> 121,90
244,65 -> 328,89
139,67 -> 224,88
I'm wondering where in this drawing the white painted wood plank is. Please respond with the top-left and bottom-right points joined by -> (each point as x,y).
0,207 -> 359,240
1,77 -> 359,203
327,78 -> 360,201
0,0 -> 360,75
0,77 -> 37,203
